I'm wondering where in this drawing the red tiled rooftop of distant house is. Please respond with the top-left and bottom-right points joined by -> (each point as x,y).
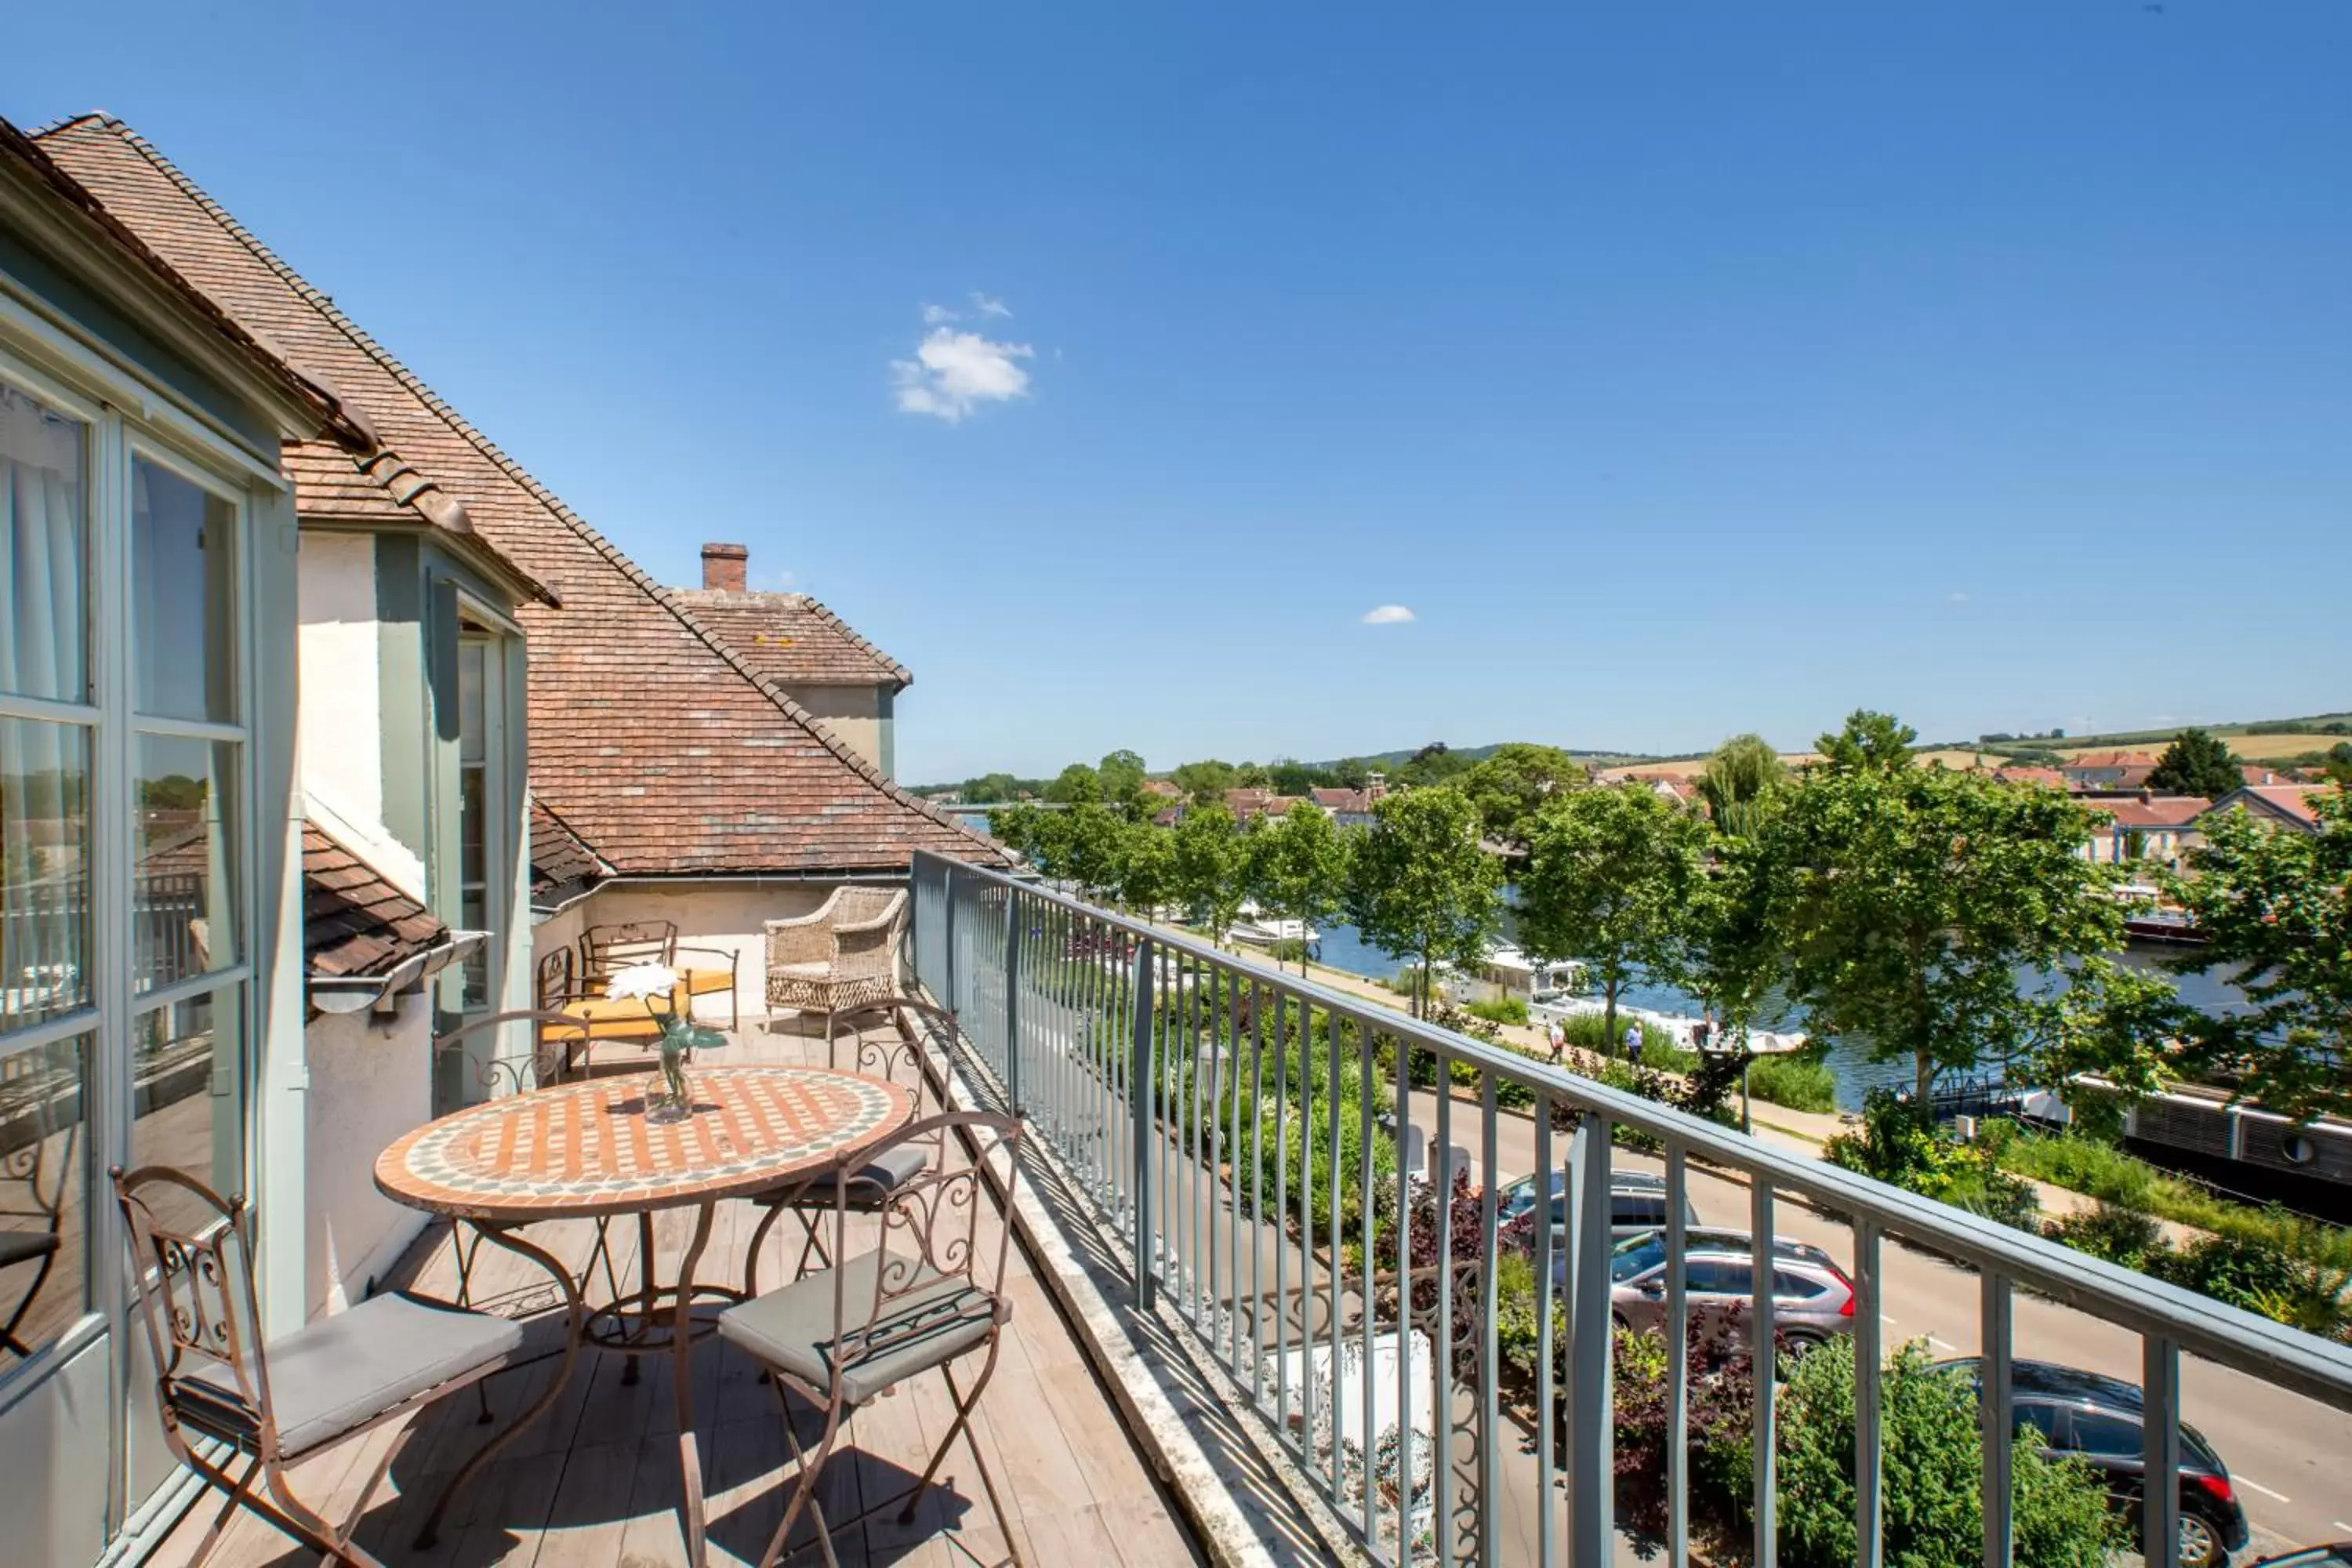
2098,795 -> 2211,829
2212,783 -> 2330,829
1225,789 -> 1301,822
670,544 -> 910,691
2072,766 -> 2156,793
2063,752 -> 2161,771
302,822 -> 448,979
34,115 -> 1005,879
2238,764 -> 2295,787
1308,786 -> 1372,812
1993,767 -> 2068,789
1142,779 -> 1182,798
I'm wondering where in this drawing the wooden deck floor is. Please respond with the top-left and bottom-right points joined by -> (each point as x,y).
147,1019 -> 1206,1568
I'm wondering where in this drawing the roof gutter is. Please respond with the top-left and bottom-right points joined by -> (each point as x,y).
307,930 -> 485,1018
529,869 -> 913,921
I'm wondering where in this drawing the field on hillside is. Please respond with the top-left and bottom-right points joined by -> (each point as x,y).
2053,732 -> 2342,761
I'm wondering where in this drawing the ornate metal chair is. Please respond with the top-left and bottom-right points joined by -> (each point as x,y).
742,997 -> 956,1295
715,1112 -> 1024,1568
536,942 -> 663,1050
763,886 -> 906,1041
113,1164 -> 525,1568
0,1071 -> 76,1359
578,918 -> 742,1029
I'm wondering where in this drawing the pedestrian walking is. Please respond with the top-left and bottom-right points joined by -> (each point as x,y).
1545,1016 -> 1565,1063
1625,1018 -> 1645,1067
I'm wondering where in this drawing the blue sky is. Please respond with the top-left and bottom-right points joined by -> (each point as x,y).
13,2 -> 2350,782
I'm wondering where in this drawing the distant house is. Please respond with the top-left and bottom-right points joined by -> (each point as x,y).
2084,793 -> 2210,872
673,542 -> 910,777
2062,751 -> 2161,790
1225,789 -> 1302,825
2203,783 -> 2329,834
1308,779 -> 1387,829
1991,766 -> 2068,790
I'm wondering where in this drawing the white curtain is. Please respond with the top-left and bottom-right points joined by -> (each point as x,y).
0,382 -> 89,1032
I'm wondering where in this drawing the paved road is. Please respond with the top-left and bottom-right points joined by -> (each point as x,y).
1396,1084 -> 2352,1558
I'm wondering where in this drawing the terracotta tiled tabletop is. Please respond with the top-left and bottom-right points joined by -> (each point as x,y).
375,1064 -> 915,1224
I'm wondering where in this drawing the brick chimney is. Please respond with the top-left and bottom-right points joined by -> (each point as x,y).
700,542 -> 748,593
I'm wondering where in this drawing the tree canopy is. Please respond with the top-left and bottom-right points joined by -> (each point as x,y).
1779,758 -> 2132,1101
1344,788 -> 1502,1016
1459,742 -> 1587,849
1697,733 -> 1788,840
1816,710 -> 1918,775
1169,758 -> 1239,808
2165,785 -> 2352,1120
1170,804 -> 1250,943
1044,762 -> 1102,805
1518,782 -> 1710,1044
1246,801 -> 1352,974
2147,728 -> 2243,799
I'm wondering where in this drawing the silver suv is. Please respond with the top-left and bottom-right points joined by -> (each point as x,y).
1497,1169 -> 1700,1257
1604,1227 -> 1857,1348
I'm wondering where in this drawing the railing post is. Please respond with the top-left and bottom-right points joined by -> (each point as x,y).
1568,1112 -> 1615,1568
1130,935 -> 1156,1311
1004,891 -> 1024,1112
942,862 -> 959,1019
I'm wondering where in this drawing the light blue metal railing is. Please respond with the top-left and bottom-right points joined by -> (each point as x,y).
909,850 -> 2352,1568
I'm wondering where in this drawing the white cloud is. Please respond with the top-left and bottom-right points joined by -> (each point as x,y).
971,292 -> 1013,318
1360,604 -> 1417,625
892,321 -> 1036,423
920,303 -> 960,325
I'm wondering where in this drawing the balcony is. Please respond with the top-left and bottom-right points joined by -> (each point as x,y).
145,853 -> 2352,1568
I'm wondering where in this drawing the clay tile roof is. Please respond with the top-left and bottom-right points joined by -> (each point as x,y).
303,821 -> 447,978
2100,796 -> 2210,828
285,441 -> 557,606
670,590 -> 910,690
2238,784 -> 2327,827
530,798 -> 605,902
35,115 -> 1005,877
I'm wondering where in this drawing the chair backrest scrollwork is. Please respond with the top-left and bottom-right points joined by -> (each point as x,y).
579,921 -> 677,985
111,1165 -> 277,1458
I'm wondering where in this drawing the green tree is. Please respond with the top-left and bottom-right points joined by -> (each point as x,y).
1268,759 -> 1335,796
1169,804 -> 1249,945
1246,801 -> 1352,975
1040,802 -> 1131,904
1118,823 -> 1177,914
1518,782 -> 1709,1048
1098,750 -> 1150,820
1344,788 -> 1502,1018
1697,733 -> 1788,840
2326,741 -> 2352,789
1330,757 -> 1373,789
1816,709 -> 1918,775
1459,742 -> 1586,849
1170,758 -> 1239,808
1044,762 -> 1103,805
988,801 -> 1048,858
959,771 -> 1022,803
2164,785 -> 2352,1120
2147,728 -> 2243,799
1394,742 -> 1475,789
1686,823 -> 1795,1047
1233,761 -> 1274,789
1780,753 -> 2140,1102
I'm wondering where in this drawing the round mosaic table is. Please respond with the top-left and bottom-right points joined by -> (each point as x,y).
374,1064 -> 916,1563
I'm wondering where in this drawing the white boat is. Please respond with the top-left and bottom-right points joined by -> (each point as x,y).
1227,902 -> 1322,947
1443,942 -> 1581,1006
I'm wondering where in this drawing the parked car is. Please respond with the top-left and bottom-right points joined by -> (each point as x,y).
2252,1549 -> 2352,1567
1497,1169 -> 1699,1256
1934,1357 -> 2250,1567
1602,1227 -> 1857,1348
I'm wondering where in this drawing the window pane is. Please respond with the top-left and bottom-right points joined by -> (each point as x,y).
459,765 -> 486,888
458,641 -> 486,764
132,458 -> 236,723
460,891 -> 488,1007
131,985 -> 243,1203
0,382 -> 89,703
2071,1410 -> 2143,1457
136,735 -> 241,992
0,1034 -> 90,1370
2,719 -> 92,1032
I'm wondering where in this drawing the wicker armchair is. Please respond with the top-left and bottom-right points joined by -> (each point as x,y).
763,886 -> 906,1039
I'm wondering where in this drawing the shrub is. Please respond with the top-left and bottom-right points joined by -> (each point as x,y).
1744,1052 -> 1838,1114
2042,1203 -> 2165,1269
1826,1092 -> 2039,1231
1773,1341 -> 2120,1568
1466,995 -> 1530,1026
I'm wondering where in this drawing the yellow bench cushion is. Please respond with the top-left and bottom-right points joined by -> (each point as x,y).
681,967 -> 734,997
550,996 -> 665,1041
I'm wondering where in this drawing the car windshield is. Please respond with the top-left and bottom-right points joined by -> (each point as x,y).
1611,1232 -> 1668,1283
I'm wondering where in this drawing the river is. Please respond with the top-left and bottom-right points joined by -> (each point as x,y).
1310,915 -> 2251,1111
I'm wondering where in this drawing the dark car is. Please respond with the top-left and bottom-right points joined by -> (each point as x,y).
1497,1169 -> 1699,1255
1936,1357 -> 2250,1567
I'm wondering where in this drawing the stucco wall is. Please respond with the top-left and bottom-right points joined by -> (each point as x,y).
535,880 -> 881,1025
785,684 -> 886,775
303,995 -> 434,1318
297,531 -> 384,827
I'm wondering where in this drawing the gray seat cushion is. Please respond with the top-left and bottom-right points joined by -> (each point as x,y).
718,1249 -> 999,1406
172,1291 -> 524,1457
768,1141 -> 931,1210
0,1229 -> 60,1269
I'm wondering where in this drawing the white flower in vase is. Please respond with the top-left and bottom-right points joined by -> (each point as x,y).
604,963 -> 681,1002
